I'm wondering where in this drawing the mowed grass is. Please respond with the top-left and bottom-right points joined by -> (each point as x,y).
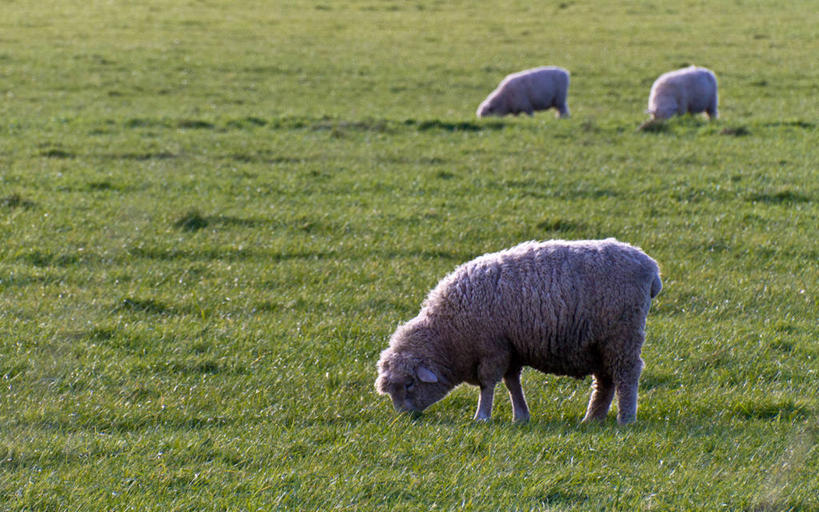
0,0 -> 817,510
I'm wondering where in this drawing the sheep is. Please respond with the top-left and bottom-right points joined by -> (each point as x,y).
476,66 -> 570,118
375,238 -> 662,425
640,65 -> 718,129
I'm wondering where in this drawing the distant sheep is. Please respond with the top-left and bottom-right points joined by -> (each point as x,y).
375,239 -> 662,425
641,65 -> 718,128
476,66 -> 570,118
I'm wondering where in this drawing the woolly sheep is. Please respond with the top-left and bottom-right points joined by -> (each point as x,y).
375,239 -> 662,425
476,66 -> 570,118
642,65 -> 718,127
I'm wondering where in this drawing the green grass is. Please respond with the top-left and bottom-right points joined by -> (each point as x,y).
1,0 -> 817,510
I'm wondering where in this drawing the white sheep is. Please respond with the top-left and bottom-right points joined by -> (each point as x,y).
476,66 -> 571,118
375,239 -> 662,425
642,65 -> 718,127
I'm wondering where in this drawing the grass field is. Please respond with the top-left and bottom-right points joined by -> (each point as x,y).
1,0 -> 817,510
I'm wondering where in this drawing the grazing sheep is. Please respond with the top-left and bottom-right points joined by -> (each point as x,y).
375,239 -> 662,425
476,66 -> 570,118
641,65 -> 718,128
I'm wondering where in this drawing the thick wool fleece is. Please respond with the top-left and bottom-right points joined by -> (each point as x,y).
647,65 -> 718,120
476,66 -> 570,118
376,239 -> 661,425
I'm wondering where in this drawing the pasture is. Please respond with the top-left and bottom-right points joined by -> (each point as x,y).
1,0 -> 817,510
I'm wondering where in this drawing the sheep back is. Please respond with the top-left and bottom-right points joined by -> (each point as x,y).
419,238 -> 660,379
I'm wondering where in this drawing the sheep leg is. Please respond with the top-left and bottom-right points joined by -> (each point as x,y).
474,355 -> 510,421
474,384 -> 495,421
706,100 -> 718,120
614,358 -> 644,425
503,367 -> 530,423
581,374 -> 614,423
556,101 -> 570,118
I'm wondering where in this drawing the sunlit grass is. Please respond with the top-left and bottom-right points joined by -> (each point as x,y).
0,0 -> 817,510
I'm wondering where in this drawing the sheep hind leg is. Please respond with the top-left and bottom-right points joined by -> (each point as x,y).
556,99 -> 570,118
706,100 -> 719,120
503,366 -> 530,423
581,374 -> 614,423
614,358 -> 644,425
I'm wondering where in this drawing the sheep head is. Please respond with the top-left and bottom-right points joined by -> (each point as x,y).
375,346 -> 451,415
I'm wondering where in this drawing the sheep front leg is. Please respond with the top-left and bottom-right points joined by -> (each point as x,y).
474,356 -> 509,421
503,367 -> 530,423
474,384 -> 495,421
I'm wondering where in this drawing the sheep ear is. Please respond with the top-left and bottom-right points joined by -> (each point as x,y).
416,366 -> 438,383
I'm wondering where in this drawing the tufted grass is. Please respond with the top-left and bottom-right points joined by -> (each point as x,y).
1,0 -> 817,510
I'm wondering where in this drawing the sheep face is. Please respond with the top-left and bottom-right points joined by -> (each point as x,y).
476,97 -> 501,118
375,350 -> 450,414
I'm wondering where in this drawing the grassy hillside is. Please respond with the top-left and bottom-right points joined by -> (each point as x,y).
1,0 -> 817,510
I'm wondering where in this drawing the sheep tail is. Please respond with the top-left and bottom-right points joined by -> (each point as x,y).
650,273 -> 663,299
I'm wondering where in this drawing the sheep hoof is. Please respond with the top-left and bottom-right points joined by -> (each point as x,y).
513,412 -> 530,424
